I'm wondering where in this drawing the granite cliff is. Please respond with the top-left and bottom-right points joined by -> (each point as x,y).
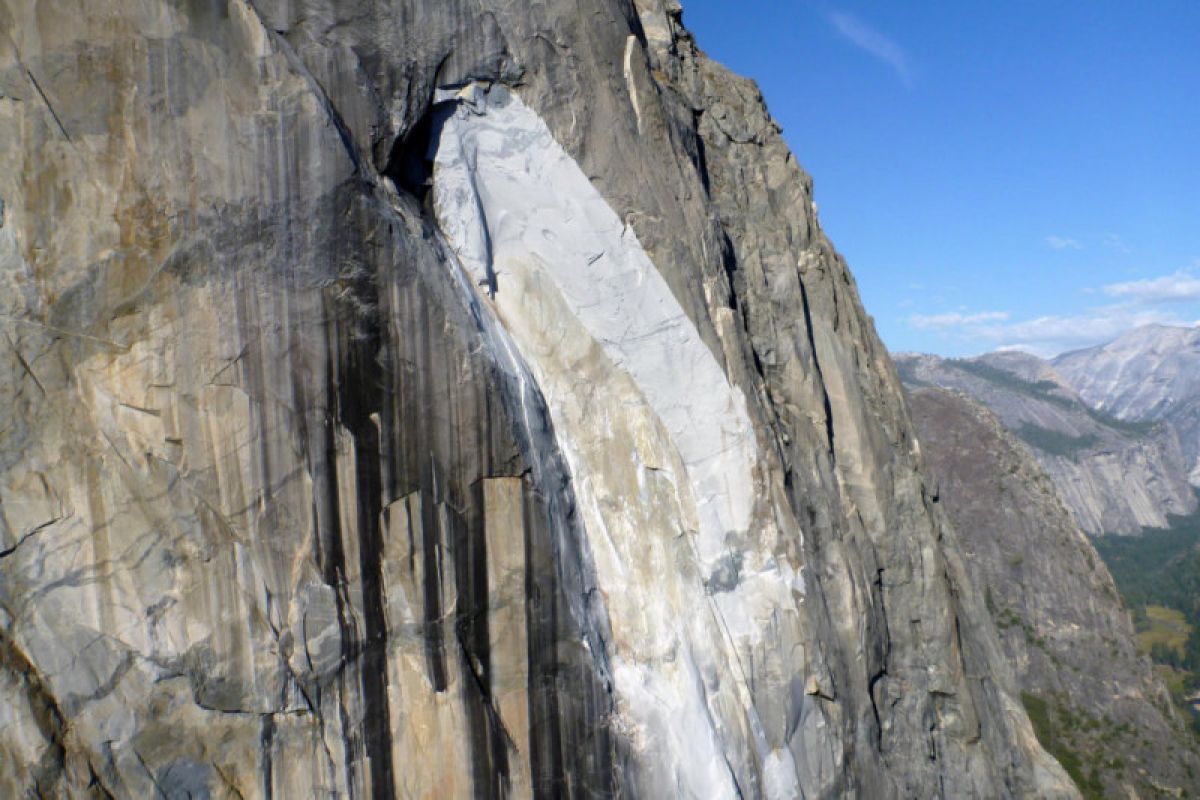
909,387 -> 1200,798
0,1 -> 1075,797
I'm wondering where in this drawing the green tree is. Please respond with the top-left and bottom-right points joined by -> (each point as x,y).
1184,627 -> 1200,672
1132,605 -> 1150,632
1150,641 -> 1181,669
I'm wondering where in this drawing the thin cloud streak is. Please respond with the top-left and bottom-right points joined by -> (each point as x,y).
1102,234 -> 1131,254
909,310 -> 1009,330
827,11 -> 913,88
1046,235 -> 1083,251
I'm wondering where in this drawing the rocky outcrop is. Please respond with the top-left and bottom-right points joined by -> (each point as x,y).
1,1 -> 1074,796
897,351 -> 1197,534
909,387 -> 1200,797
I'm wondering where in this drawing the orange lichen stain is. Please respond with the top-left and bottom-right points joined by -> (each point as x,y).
102,44 -> 180,318
110,170 -> 172,292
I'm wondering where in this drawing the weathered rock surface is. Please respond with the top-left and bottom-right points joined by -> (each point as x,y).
908,386 -> 1200,797
897,351 -> 1197,534
0,1 -> 1075,797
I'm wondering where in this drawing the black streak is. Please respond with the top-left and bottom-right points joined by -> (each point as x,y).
329,251 -> 396,796
26,70 -> 71,142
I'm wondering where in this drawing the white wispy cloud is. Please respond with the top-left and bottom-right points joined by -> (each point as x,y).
1102,233 -> 1131,254
908,310 -> 1009,330
1101,270 -> 1200,303
989,307 -> 1189,355
1045,235 -> 1082,251
906,304 -> 1198,356
827,11 -> 913,88
906,259 -> 1200,356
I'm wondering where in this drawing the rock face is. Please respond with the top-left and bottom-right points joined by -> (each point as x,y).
896,351 -> 1197,535
909,387 -> 1200,797
1054,324 -> 1200,488
0,1 -> 1075,797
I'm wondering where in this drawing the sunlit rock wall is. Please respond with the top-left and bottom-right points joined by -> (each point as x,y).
0,0 -> 1075,797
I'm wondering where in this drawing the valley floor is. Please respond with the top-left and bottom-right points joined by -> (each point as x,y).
1092,496 -> 1200,738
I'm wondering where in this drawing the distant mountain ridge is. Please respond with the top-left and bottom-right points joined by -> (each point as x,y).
1054,325 -> 1200,420
896,330 -> 1199,535
1053,325 -> 1200,486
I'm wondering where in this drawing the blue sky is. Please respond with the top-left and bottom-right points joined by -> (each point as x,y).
681,1 -> 1200,356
